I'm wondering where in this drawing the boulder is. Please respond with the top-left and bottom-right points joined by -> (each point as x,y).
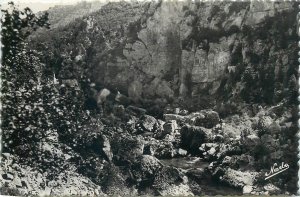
100,163 -> 134,196
181,125 -> 212,153
191,110 -> 220,128
162,120 -> 178,136
143,78 -> 174,100
186,168 -> 206,181
186,112 -> 205,125
207,147 -> 216,156
139,115 -> 158,132
176,148 -> 188,157
285,122 -> 293,128
227,154 -> 255,170
2,173 -> 14,181
243,185 -> 253,194
153,166 -> 184,192
199,143 -> 218,160
220,168 -> 258,188
155,144 -> 176,159
13,177 -> 23,188
112,135 -> 144,164
131,155 -> 163,182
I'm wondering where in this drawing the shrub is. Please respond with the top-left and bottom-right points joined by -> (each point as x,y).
1,2 -> 90,161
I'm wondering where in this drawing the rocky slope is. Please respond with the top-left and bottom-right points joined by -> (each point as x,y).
1,100 -> 297,195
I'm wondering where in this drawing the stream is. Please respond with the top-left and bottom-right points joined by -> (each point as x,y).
160,157 -> 243,195
160,157 -> 209,169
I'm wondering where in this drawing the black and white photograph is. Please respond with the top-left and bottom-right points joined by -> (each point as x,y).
0,0 -> 299,196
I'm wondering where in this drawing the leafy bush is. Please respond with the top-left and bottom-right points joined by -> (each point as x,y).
1,2 -> 90,161
1,2 -> 50,153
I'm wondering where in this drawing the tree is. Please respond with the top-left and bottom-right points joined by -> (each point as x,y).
1,2 -> 49,62
1,2 -> 90,160
1,2 -> 50,153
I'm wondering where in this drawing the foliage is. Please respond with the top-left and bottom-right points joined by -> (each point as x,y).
1,2 -> 49,62
1,2 -> 90,158
1,2 -> 48,152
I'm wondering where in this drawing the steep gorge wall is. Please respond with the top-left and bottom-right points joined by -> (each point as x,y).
32,1 -> 297,105
92,1 -> 296,102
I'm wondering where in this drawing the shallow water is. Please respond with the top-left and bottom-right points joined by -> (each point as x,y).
160,157 -> 209,169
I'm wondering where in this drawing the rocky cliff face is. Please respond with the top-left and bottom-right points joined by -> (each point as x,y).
124,1 -> 296,101
30,1 -> 297,105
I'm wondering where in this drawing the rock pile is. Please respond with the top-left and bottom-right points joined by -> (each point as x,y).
1,102 -> 296,196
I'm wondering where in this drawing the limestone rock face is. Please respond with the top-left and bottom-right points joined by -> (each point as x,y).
33,0 -> 296,103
